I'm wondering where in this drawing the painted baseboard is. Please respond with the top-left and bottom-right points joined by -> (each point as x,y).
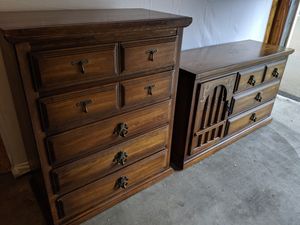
278,91 -> 300,102
11,161 -> 30,177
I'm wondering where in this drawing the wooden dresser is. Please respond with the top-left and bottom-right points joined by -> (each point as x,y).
0,9 -> 191,225
171,40 -> 294,169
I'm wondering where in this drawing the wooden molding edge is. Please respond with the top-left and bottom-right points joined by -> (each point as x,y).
11,161 -> 30,177
264,0 -> 291,45
264,0 -> 279,43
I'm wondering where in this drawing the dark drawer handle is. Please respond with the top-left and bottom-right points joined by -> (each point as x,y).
250,113 -> 257,122
255,92 -> 262,102
113,151 -> 128,165
272,68 -> 279,78
114,123 -> 129,137
116,176 -> 129,189
144,84 -> 155,96
76,99 -> 92,113
145,48 -> 158,61
226,101 -> 232,114
71,59 -> 88,74
248,75 -> 256,86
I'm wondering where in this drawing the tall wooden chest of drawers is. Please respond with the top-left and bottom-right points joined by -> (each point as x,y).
0,9 -> 191,225
171,40 -> 294,169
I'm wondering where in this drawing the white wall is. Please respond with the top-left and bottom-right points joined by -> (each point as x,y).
0,0 -> 272,49
0,49 -> 29,176
0,0 -> 272,176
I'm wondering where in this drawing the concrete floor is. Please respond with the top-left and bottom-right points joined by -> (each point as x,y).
280,16 -> 300,99
1,96 -> 300,225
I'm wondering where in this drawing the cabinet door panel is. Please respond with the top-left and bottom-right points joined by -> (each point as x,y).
189,74 -> 236,154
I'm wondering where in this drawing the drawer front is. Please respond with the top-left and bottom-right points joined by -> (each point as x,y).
231,80 -> 280,115
264,60 -> 287,82
51,126 -> 169,194
235,65 -> 265,93
121,71 -> 173,108
47,100 -> 171,164
227,100 -> 274,135
121,37 -> 176,75
56,150 -> 168,219
40,84 -> 118,132
30,44 -> 117,90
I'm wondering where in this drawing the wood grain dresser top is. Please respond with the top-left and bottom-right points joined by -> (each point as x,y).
0,9 -> 192,41
180,40 -> 294,76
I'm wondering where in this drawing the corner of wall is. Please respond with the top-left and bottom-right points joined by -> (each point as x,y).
0,48 -> 29,177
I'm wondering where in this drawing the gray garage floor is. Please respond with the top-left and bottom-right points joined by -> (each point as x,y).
1,96 -> 300,225
83,95 -> 300,225
280,15 -> 300,99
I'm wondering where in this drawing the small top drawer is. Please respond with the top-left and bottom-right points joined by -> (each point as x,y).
235,65 -> 265,93
30,44 -> 117,91
120,71 -> 173,108
121,37 -> 176,75
264,60 -> 287,82
39,84 -> 118,132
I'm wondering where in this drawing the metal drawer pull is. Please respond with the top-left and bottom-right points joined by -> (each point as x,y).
255,92 -> 262,102
272,68 -> 279,78
248,75 -> 256,86
71,59 -> 89,74
113,151 -> 128,165
144,84 -> 155,96
226,101 -> 232,114
250,113 -> 257,122
116,176 -> 129,189
76,99 -> 92,113
146,48 -> 157,61
114,123 -> 129,137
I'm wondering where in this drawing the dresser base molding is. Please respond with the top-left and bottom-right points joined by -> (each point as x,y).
178,117 -> 272,170
11,161 -> 31,177
61,168 -> 173,225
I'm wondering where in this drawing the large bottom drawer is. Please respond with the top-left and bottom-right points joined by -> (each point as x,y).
226,100 -> 274,135
56,150 -> 168,220
47,100 -> 171,165
51,126 -> 169,194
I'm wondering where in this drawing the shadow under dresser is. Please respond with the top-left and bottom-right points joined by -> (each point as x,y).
0,9 -> 191,225
171,40 -> 294,170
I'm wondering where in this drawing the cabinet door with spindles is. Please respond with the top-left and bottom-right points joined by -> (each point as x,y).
189,75 -> 236,155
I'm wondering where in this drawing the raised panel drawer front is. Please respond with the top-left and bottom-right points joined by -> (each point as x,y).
231,80 -> 280,116
30,44 -> 117,91
121,37 -> 176,75
39,84 -> 118,132
227,100 -> 274,135
47,100 -> 171,164
120,71 -> 173,108
56,150 -> 168,220
264,60 -> 287,82
50,126 -> 169,194
235,65 -> 265,93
